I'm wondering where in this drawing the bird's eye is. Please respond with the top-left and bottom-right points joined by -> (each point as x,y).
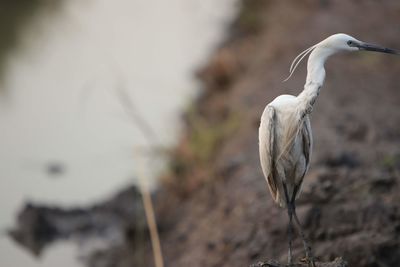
347,40 -> 353,46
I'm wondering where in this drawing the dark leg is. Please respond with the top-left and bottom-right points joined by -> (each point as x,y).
282,182 -> 294,266
287,203 -> 294,265
291,202 -> 315,267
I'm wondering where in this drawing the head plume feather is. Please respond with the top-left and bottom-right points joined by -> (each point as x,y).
283,44 -> 317,82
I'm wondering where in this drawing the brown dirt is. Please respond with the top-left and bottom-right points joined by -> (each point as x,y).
153,1 -> 400,267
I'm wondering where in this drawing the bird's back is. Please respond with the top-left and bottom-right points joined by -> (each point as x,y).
259,95 -> 312,207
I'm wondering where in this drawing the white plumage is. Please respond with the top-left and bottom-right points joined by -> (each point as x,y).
258,33 -> 399,266
259,94 -> 312,208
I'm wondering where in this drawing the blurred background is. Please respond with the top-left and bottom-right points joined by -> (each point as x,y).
0,0 -> 238,266
2,1 -> 400,267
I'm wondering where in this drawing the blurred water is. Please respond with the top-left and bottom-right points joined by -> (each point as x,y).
0,0 -> 238,266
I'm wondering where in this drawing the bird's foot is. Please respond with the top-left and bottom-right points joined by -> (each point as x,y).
300,256 -> 316,267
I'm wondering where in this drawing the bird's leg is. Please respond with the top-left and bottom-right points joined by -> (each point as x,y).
282,182 -> 293,266
287,203 -> 294,265
291,202 -> 315,267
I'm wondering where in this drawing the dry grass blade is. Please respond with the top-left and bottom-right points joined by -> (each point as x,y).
136,155 -> 164,267
114,82 -> 164,267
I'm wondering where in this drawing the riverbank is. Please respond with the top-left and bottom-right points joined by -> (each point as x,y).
11,1 -> 400,266
153,1 -> 400,266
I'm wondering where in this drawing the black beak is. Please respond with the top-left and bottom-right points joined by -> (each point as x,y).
357,42 -> 400,55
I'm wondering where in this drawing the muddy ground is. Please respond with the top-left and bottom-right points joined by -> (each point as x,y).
11,1 -> 400,267
153,1 -> 400,266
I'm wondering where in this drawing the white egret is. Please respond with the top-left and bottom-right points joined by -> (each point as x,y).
258,33 -> 399,266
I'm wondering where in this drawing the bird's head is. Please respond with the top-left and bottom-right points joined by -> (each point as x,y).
318,33 -> 399,54
284,33 -> 399,82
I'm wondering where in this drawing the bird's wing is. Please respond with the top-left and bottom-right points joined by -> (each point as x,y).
292,117 -> 313,201
301,117 -> 312,171
259,105 -> 279,202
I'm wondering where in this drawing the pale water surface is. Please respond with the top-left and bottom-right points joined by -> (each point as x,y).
0,0 -> 238,266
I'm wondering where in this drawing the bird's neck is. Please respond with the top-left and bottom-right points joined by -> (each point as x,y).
297,47 -> 333,114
